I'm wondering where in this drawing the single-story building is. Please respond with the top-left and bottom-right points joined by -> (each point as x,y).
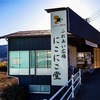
0,7 -> 100,99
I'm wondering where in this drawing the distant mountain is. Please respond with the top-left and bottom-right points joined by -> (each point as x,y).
0,45 -> 7,61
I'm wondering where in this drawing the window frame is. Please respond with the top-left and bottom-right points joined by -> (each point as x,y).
9,50 -> 51,75
29,85 -> 50,94
9,51 -> 29,75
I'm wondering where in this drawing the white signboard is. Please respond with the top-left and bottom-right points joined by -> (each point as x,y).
51,10 -> 68,86
85,40 -> 98,47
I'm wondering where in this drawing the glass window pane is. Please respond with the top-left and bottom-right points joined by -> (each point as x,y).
19,51 -> 29,68
29,85 -> 40,92
29,85 -> 50,93
9,51 -> 29,75
9,51 -> 19,68
30,51 -> 35,68
36,51 -> 47,68
40,85 -> 50,92
47,51 -> 51,68
30,51 -> 35,75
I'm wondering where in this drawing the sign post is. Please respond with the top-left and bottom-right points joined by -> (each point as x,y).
50,10 -> 68,86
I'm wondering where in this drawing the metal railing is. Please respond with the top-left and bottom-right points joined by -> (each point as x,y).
49,69 -> 81,100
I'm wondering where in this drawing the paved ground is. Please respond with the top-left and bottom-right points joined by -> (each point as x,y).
75,68 -> 100,100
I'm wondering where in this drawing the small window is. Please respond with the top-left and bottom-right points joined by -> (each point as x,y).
77,52 -> 91,64
77,53 -> 84,64
41,85 -> 50,92
29,85 -> 50,94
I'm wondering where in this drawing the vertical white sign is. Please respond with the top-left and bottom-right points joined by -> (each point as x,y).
51,10 -> 68,86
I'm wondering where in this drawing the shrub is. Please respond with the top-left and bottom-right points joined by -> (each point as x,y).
0,62 -> 7,68
1,85 -> 28,100
0,62 -> 7,72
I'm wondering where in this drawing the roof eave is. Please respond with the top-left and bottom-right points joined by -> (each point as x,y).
45,7 -> 68,13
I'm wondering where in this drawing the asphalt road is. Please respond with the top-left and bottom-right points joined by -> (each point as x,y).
75,68 -> 100,100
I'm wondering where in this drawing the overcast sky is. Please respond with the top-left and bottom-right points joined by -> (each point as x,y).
0,0 -> 100,45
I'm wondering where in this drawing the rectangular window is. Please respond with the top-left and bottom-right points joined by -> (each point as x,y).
77,53 -> 84,64
29,85 -> 50,94
41,85 -> 50,92
9,51 -> 29,75
36,50 -> 51,75
77,52 -> 91,64
36,50 -> 51,68
9,50 -> 51,75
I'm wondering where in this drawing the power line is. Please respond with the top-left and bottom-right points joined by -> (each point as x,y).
89,9 -> 100,19
85,9 -> 100,23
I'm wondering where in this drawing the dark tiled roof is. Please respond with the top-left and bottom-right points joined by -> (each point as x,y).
0,30 -> 51,38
